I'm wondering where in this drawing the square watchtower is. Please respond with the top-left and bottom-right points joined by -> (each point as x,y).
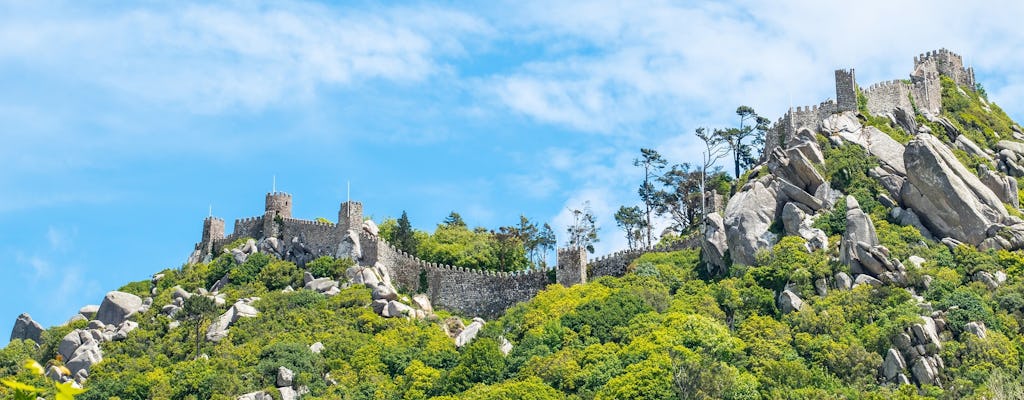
338,201 -> 363,232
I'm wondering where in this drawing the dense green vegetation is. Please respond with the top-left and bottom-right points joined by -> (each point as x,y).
10,62 -> 1024,400
4,227 -> 1024,399
379,212 -> 556,272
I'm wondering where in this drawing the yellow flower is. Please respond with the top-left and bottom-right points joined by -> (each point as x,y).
22,359 -> 44,376
1,378 -> 42,393
55,380 -> 88,400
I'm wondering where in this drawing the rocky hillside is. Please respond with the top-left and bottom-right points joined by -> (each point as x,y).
5,52 -> 1024,399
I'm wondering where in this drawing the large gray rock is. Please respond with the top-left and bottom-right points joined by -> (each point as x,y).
701,213 -> 729,275
834,272 -> 853,290
839,196 -> 893,277
911,356 -> 940,386
978,165 -> 1019,209
206,301 -> 259,342
823,112 -> 907,176
96,291 -> 143,326
304,278 -> 339,294
278,387 -> 297,400
277,366 -> 294,388
955,135 -> 994,164
59,330 -> 83,361
382,301 -> 412,318
238,392 -> 274,400
964,321 -> 988,339
65,340 -> 102,376
902,133 -> 1008,246
362,220 -> 380,236
912,317 -> 942,352
724,180 -> 779,266
455,318 -> 485,348
336,230 -> 362,261
78,305 -> 100,319
412,294 -> 433,314
778,290 -> 804,314
10,313 -> 44,344
371,283 -> 398,301
781,202 -> 827,251
767,146 -> 826,195
883,348 -> 907,380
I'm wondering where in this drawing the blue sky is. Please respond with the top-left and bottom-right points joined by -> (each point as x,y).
3,0 -> 1024,342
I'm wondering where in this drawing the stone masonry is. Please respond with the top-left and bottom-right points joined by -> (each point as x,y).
191,193 -> 701,318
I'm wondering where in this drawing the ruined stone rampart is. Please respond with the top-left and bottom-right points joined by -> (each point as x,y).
281,217 -> 339,258
588,234 -> 701,278
914,48 -> 974,90
370,232 -> 553,317
191,193 -> 705,318
863,79 -> 914,116
766,100 -> 837,157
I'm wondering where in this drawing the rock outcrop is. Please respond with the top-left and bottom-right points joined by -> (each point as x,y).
455,318 -> 486,348
206,298 -> 260,342
701,213 -> 729,275
781,203 -> 827,252
823,112 -> 907,176
778,290 -> 804,314
96,291 -> 143,326
902,133 -> 1008,246
9,313 -> 44,344
724,179 -> 779,266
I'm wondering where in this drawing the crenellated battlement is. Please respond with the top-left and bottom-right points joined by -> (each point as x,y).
765,99 -> 838,157
914,48 -> 975,91
191,192 -> 700,318
281,217 -> 335,228
265,192 -> 293,219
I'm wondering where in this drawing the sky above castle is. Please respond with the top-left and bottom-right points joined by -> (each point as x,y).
3,0 -> 1024,341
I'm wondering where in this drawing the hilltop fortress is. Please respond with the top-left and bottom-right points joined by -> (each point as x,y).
189,192 -> 696,317
188,49 -> 983,319
766,48 -> 975,156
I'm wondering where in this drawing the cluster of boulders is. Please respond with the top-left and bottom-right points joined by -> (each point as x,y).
882,316 -> 947,386
54,291 -> 146,385
700,107 -> 1024,388
351,263 -> 435,321
711,126 -> 836,272
206,298 -> 260,342
237,365 -> 311,400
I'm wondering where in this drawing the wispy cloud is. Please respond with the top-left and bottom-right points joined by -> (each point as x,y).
0,1 -> 489,112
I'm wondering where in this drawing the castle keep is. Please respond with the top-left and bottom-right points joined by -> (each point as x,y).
765,48 -> 974,156
191,192 -> 697,318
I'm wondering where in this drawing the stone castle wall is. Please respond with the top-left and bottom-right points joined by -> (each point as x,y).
192,194 -> 704,318
588,235 -> 700,278
281,218 -> 340,259
862,79 -> 915,116
765,48 -> 973,159
371,232 -> 553,317
915,48 -> 974,90
765,100 -> 837,158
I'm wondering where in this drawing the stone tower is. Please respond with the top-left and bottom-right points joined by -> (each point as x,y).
201,217 -> 225,244
265,192 -> 293,219
556,247 -> 588,286
338,201 -> 363,232
835,69 -> 858,112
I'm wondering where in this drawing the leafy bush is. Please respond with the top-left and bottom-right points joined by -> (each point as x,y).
258,260 -> 301,290
306,256 -> 354,280
257,342 -> 325,389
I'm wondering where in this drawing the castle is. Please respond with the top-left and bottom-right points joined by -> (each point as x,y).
191,49 -> 974,318
765,48 -> 974,155
191,192 -> 696,317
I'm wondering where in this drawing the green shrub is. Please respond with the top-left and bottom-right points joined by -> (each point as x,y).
306,256 -> 354,280
258,260 -> 302,290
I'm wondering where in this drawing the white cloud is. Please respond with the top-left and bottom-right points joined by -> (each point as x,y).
482,0 -> 1024,164
0,1 -> 489,112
